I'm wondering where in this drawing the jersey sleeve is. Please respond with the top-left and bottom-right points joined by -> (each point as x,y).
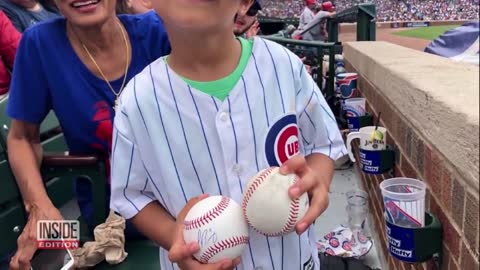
295,62 -> 347,161
299,11 -> 307,28
6,28 -> 52,124
110,102 -> 156,219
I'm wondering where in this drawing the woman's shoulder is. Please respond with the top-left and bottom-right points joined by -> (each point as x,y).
119,10 -> 167,39
21,17 -> 66,42
119,11 -> 170,58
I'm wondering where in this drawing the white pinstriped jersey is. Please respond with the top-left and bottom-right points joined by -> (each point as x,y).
110,37 -> 347,270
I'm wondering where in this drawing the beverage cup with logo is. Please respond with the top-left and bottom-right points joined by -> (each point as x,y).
380,177 -> 426,228
342,97 -> 366,118
336,72 -> 358,99
346,126 -> 387,162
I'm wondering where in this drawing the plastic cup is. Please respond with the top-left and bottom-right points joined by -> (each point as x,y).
343,97 -> 366,117
336,73 -> 359,99
346,190 -> 369,231
380,178 -> 427,228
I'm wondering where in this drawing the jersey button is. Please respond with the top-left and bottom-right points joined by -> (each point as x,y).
232,164 -> 242,175
219,112 -> 229,122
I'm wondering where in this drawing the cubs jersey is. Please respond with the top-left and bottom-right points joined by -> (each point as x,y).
110,37 -> 347,270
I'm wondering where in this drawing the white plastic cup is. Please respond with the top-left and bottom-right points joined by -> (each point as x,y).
380,178 -> 427,228
343,98 -> 366,117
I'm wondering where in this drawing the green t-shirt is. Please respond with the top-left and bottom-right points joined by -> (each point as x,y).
166,37 -> 253,101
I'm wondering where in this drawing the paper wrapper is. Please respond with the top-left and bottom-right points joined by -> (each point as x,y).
317,225 -> 373,258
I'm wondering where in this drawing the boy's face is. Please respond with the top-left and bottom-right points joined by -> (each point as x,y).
234,13 -> 256,36
152,0 -> 254,33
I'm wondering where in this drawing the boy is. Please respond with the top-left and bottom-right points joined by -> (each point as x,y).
109,0 -> 347,269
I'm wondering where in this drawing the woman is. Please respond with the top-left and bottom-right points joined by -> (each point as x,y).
6,0 -> 170,268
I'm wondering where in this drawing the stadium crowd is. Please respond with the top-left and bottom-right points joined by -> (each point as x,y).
259,0 -> 480,21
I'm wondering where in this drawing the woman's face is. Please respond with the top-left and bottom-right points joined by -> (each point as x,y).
152,0 -> 253,34
55,0 -> 117,27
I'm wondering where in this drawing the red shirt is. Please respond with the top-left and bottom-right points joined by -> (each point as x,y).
0,11 -> 21,95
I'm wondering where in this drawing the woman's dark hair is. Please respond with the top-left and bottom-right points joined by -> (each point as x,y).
116,0 -> 132,14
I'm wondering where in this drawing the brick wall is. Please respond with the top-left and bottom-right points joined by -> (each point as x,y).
344,61 -> 479,270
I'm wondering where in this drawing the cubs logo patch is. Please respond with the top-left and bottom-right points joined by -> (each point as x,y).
265,114 -> 299,167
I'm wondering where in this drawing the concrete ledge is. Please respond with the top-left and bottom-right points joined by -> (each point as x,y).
344,41 -> 479,192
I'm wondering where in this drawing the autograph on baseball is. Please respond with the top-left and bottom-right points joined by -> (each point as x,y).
197,228 -> 218,247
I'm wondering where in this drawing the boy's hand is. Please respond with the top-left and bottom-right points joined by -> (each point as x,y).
279,155 -> 330,235
168,194 -> 241,270
245,20 -> 260,39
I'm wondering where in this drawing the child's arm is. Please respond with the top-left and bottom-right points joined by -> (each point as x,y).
280,57 -> 347,234
294,58 -> 347,163
109,110 -> 175,245
130,201 -> 176,248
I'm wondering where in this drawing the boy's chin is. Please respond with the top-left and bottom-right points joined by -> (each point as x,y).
234,26 -> 248,36
166,16 -> 232,34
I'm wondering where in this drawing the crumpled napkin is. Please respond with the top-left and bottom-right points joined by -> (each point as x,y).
71,211 -> 128,268
317,225 -> 373,258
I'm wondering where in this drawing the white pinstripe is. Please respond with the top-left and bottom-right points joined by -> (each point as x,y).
110,37 -> 347,270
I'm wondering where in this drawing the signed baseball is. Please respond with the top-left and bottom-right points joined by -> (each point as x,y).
183,195 -> 249,263
242,167 -> 309,236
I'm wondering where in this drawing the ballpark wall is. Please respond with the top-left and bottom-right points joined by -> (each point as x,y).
343,41 -> 479,270
338,20 -> 471,33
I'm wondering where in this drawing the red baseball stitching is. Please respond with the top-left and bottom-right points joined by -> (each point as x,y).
242,167 -> 275,213
184,196 -> 230,230
275,175 -> 301,236
244,171 -> 301,237
199,235 -> 250,263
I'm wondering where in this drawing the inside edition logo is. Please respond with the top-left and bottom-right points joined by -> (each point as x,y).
37,220 -> 80,249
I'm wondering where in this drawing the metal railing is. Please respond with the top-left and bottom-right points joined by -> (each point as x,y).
327,3 -> 377,42
262,36 -> 338,100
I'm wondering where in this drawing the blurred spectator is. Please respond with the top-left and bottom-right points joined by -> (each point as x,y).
0,0 -> 60,32
258,0 -> 479,22
116,0 -> 152,15
299,0 -> 318,40
299,0 -> 335,40
0,10 -> 20,95
234,0 -> 262,37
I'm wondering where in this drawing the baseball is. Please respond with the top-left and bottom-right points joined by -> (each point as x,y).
183,195 -> 250,263
242,167 -> 309,236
